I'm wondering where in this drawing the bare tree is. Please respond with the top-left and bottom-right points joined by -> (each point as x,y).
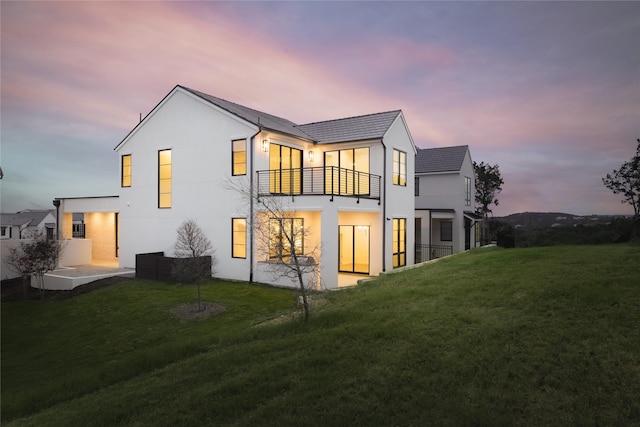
173,219 -> 216,311
226,179 -> 321,321
6,231 -> 63,300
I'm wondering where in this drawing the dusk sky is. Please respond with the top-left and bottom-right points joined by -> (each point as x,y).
1,1 -> 638,217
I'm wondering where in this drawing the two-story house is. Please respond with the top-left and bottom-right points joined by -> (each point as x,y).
57,85 -> 416,289
414,145 -> 481,262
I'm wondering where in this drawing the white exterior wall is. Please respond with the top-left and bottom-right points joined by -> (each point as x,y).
117,89 -> 260,284
382,115 -> 416,270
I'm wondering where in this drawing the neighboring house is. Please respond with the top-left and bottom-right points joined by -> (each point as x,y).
414,145 -> 481,262
57,85 -> 416,289
0,210 -> 56,239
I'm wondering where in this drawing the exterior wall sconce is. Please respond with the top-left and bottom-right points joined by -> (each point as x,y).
262,139 -> 269,152
308,151 -> 315,162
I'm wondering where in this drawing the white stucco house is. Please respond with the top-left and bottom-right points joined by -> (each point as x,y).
56,85 -> 416,289
414,145 -> 481,262
1,210 -> 56,240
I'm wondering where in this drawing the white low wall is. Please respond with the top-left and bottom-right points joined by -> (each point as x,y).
0,238 -> 93,281
253,261 -> 320,290
59,239 -> 92,267
1,239 -> 25,280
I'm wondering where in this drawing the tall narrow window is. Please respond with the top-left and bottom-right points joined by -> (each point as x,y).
392,218 -> 406,268
232,139 -> 247,176
441,221 -> 453,241
121,154 -> 131,187
232,218 -> 246,258
269,218 -> 303,259
158,149 -> 172,208
465,176 -> 472,206
393,149 -> 406,186
415,176 -> 420,196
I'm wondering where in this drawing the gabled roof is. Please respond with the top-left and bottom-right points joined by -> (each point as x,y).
1,210 -> 53,227
179,86 -> 314,141
297,110 -> 402,144
117,85 -> 408,149
416,145 -> 469,174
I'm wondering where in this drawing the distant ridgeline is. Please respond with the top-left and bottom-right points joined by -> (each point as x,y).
490,212 -> 636,247
495,212 -> 631,229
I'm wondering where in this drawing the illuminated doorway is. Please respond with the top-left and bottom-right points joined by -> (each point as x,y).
339,225 -> 370,274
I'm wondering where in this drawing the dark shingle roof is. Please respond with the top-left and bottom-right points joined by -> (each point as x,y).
297,110 -> 402,144
1,210 -> 52,227
181,86 -> 401,144
416,145 -> 469,174
179,86 -> 314,141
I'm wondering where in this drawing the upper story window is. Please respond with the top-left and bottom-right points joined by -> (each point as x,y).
325,147 -> 370,195
393,149 -> 406,186
121,154 -> 131,187
158,149 -> 172,208
415,176 -> 420,196
269,143 -> 302,194
465,176 -> 472,206
232,139 -> 247,176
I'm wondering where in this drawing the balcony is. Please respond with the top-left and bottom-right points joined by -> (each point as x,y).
257,167 -> 381,201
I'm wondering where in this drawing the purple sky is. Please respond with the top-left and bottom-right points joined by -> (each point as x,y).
1,1 -> 638,216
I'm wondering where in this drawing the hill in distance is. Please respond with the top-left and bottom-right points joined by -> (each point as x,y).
495,212 -> 631,229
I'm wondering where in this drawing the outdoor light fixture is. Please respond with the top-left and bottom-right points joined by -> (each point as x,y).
308,151 -> 315,162
262,139 -> 269,152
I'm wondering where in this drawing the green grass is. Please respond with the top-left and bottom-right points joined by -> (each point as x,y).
3,244 -> 640,426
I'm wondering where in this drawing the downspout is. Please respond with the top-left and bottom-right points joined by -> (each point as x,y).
248,130 -> 260,284
381,139 -> 387,272
53,199 -> 61,240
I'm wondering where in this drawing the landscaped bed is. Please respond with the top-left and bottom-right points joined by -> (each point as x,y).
2,244 -> 639,425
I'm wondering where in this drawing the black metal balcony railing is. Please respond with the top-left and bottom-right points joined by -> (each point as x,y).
72,223 -> 86,239
257,167 -> 381,200
415,244 -> 453,263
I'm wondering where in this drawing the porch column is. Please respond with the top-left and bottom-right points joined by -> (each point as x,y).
320,208 -> 339,289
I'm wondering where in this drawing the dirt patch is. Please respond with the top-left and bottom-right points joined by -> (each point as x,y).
170,302 -> 227,322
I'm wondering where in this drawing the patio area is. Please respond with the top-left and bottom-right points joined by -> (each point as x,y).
43,264 -> 134,291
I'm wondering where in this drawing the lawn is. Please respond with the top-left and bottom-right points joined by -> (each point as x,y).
2,244 -> 639,426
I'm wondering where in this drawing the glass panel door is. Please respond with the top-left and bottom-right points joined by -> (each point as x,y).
339,225 -> 369,274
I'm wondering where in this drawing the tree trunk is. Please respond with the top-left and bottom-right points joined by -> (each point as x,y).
22,274 -> 30,299
292,254 -> 309,321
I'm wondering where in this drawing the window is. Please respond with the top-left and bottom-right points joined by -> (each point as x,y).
269,143 -> 302,194
441,221 -> 453,242
392,218 -> 406,268
121,154 -> 131,187
158,149 -> 172,208
1,226 -> 6,237
232,218 -> 246,258
415,176 -> 420,196
269,218 -> 303,259
232,139 -> 246,176
465,176 -> 472,206
324,147 -> 370,195
393,149 -> 406,186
